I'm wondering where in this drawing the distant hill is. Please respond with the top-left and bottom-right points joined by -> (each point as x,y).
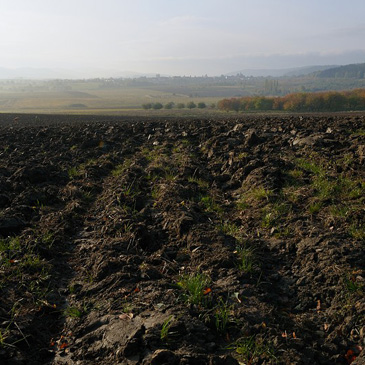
283,65 -> 337,77
227,65 -> 336,77
314,63 -> 365,78
0,67 -> 157,79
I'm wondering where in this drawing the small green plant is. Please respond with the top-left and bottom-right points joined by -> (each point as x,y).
274,226 -> 292,238
287,168 -> 303,180
146,172 -> 160,182
312,175 -> 341,200
0,329 -> 7,347
200,195 -> 223,215
236,245 -> 255,272
0,236 -> 20,252
20,254 -> 44,273
214,299 -> 231,333
172,146 -> 181,154
231,336 -> 276,363
188,176 -> 209,190
120,222 -> 133,233
64,301 -> 90,319
329,204 -> 350,218
0,323 -> 12,348
112,165 -> 124,177
67,159 -> 98,180
33,199 -> 45,210
177,272 -> 211,306
282,186 -> 301,203
219,222 -> 240,238
345,178 -> 365,199
41,230 -> 55,248
163,168 -> 178,182
160,316 -> 173,341
344,274 -> 363,294
121,181 -> 138,198
121,302 -> 133,314
251,187 -> 273,201
142,145 -> 165,164
296,154 -> 364,203
81,190 -> 94,204
64,306 -> 83,318
261,210 -> 275,228
112,158 -> 133,177
151,185 -> 161,200
68,166 -> 81,179
28,276 -> 51,303
261,201 -> 291,228
237,152 -> 248,159
353,128 -> 365,136
85,158 -> 98,166
239,187 -> 273,206
283,169 -> 304,188
0,237 -> 21,264
349,223 -> 365,241
0,316 -> 26,349
308,201 -> 323,214
81,269 -> 94,284
236,196 -> 250,210
295,158 -> 324,175
338,153 -> 354,167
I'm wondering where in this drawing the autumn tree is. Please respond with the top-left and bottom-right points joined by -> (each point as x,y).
217,89 -> 365,113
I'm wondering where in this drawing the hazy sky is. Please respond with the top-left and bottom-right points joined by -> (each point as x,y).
1,0 -> 365,76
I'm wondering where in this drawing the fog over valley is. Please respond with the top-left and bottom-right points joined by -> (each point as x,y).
1,0 -> 365,78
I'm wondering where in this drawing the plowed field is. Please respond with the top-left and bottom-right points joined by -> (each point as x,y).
0,114 -> 364,364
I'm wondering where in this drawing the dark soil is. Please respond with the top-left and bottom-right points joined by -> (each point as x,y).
0,113 -> 364,364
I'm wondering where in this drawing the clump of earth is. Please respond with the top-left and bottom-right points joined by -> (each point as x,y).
0,113 -> 364,364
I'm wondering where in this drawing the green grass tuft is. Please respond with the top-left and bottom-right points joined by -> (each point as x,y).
177,272 -> 211,306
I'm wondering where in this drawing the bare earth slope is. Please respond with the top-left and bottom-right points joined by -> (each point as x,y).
0,114 -> 364,364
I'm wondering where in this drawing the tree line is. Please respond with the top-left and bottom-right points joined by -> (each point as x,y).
142,101 -> 212,110
217,89 -> 365,112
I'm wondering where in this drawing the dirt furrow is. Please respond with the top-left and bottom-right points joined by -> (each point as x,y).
0,114 -> 363,364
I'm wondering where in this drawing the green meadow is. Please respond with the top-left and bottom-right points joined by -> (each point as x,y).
0,79 -> 228,115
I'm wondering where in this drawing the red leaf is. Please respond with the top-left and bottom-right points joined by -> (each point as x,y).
59,342 -> 68,350
345,349 -> 357,364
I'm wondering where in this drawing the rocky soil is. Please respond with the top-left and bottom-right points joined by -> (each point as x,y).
0,113 -> 364,364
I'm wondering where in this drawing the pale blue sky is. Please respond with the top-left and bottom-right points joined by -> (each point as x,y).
1,0 -> 364,76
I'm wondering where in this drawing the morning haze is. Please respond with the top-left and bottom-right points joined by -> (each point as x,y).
1,0 -> 365,78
